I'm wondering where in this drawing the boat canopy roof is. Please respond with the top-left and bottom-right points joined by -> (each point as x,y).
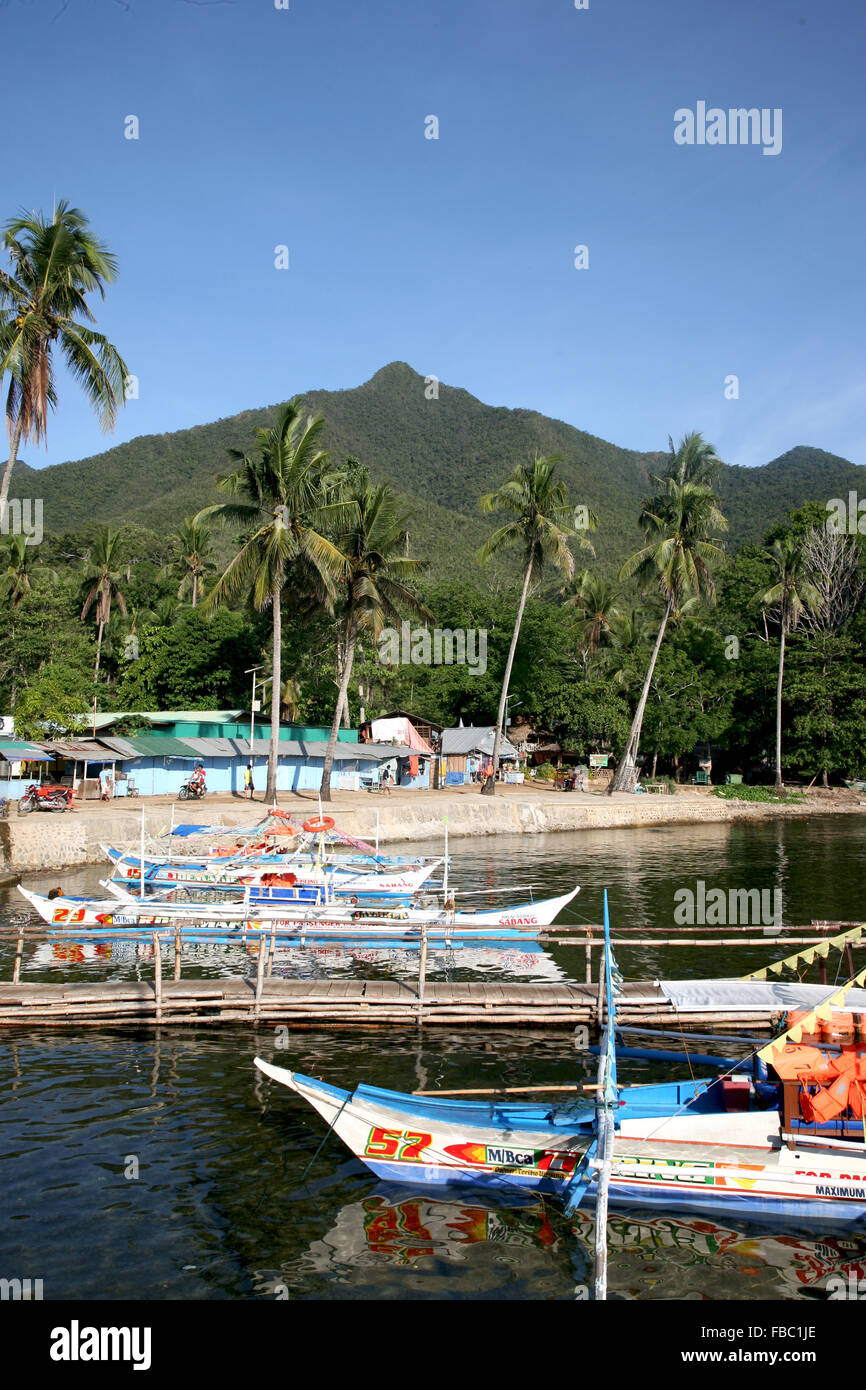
659,979 -> 866,1013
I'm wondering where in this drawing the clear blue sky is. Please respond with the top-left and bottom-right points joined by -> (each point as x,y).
2,0 -> 865,473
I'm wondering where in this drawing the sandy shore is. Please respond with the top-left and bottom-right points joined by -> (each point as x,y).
1,781 -> 863,875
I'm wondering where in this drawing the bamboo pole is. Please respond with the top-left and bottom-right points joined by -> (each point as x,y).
152,932 -> 162,1023
413,1084 -> 584,1096
173,923 -> 182,981
254,935 -> 266,1018
267,918 -> 277,979
12,921 -> 24,984
417,924 -> 428,1023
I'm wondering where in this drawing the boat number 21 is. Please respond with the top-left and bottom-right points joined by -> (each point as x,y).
364,1128 -> 432,1161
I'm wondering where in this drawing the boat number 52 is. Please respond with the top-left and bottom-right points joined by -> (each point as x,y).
364,1127 -> 432,1161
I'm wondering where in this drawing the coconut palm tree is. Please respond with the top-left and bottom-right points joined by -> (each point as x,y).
319,480 -> 430,802
197,400 -> 349,803
563,568 -> 620,668
171,518 -> 215,608
79,527 -> 129,681
477,453 -> 585,794
608,435 -> 727,793
0,200 -> 128,511
0,533 -> 41,606
756,536 -> 822,790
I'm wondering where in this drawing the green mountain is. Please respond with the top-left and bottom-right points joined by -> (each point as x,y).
9,362 -> 864,575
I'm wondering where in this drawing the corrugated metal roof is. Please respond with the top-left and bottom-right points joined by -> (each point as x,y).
0,740 -> 53,761
167,736 -> 396,764
122,736 -> 201,758
42,740 -> 105,759
440,727 -> 519,759
89,710 -> 246,729
95,736 -> 141,759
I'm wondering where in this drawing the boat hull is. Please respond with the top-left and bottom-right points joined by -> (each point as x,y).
255,1060 -> 866,1226
20,884 -> 579,933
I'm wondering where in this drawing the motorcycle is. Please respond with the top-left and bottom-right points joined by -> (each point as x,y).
17,784 -> 76,815
178,774 -> 207,801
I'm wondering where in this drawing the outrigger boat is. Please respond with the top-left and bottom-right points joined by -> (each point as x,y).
104,849 -> 443,900
124,810 -> 439,871
255,896 -> 866,1229
18,882 -> 581,943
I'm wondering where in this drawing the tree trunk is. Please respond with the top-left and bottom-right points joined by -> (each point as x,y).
774,625 -> 785,790
192,569 -> 198,609
0,418 -> 24,514
651,750 -> 658,779
266,588 -> 282,804
94,619 -> 105,682
609,594 -> 674,793
320,622 -> 357,802
481,547 -> 535,795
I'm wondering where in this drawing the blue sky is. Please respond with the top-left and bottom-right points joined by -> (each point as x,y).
2,0 -> 865,474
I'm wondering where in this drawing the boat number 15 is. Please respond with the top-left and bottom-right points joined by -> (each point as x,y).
364,1128 -> 432,1161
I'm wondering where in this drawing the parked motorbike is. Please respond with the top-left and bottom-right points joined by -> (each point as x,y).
178,775 -> 207,801
17,784 -> 76,815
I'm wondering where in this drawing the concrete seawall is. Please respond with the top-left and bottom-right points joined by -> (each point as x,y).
0,790 -> 855,875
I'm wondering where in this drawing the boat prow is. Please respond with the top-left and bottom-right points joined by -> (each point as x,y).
469,883 -> 580,926
254,1056 -> 300,1091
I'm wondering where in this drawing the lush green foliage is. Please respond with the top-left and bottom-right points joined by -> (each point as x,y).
713,785 -> 806,803
4,362 -> 866,790
10,363 -> 866,581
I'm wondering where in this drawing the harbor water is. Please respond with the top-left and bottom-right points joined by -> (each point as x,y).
1,814 -> 865,1301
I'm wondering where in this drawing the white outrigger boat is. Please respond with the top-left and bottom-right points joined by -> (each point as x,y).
104,848 -> 443,900
255,895 -> 866,1228
18,882 -> 581,944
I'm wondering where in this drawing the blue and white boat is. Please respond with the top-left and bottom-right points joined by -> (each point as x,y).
255,897 -> 866,1227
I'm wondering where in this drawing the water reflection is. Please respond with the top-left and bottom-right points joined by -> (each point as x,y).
295,1189 -> 866,1301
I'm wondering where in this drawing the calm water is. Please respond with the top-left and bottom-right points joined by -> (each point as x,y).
2,815 -> 865,1301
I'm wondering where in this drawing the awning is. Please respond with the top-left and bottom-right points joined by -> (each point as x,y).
120,736 -> 202,758
659,980 -> 866,1014
95,736 -> 141,759
0,741 -> 52,762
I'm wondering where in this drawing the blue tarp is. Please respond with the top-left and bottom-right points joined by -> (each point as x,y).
170,824 -> 224,837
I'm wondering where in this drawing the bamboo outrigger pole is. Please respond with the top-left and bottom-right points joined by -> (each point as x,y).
140,804 -> 146,901
592,888 -> 617,1302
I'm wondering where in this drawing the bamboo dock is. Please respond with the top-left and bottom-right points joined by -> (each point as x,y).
0,974 -> 817,1031
0,919 -> 860,1031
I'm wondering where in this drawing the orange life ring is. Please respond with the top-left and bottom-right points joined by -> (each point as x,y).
303,815 -> 335,834
269,808 -> 295,821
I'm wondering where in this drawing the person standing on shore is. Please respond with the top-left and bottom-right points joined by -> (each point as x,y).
244,763 -> 255,800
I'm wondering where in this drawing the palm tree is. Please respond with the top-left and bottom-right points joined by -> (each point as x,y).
477,453 -> 583,794
0,533 -> 39,606
0,200 -> 128,511
608,434 -> 727,793
197,400 -> 348,803
319,481 -> 430,801
603,606 -> 653,690
756,536 -> 821,790
278,676 -> 304,723
563,568 -> 620,668
171,518 -> 215,608
80,527 -> 129,681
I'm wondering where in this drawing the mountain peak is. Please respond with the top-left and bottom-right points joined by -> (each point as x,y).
363,361 -> 426,390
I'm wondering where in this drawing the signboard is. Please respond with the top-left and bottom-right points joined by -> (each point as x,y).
589,753 -> 609,768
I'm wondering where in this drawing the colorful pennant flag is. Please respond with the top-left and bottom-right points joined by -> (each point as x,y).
757,965 -> 866,1063
743,923 -> 866,982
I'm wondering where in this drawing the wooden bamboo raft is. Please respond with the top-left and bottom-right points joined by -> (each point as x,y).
0,976 -> 793,1031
